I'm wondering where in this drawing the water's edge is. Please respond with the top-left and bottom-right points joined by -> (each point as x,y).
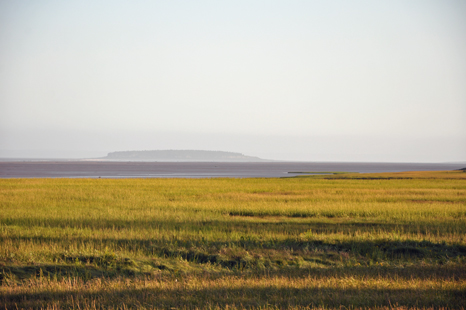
1,161 -> 464,178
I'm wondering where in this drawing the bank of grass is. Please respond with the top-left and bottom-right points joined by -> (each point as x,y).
0,170 -> 465,309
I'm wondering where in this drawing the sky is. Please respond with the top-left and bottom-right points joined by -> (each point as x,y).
0,0 -> 465,162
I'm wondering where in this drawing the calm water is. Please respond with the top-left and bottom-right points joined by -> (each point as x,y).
0,161 -> 464,178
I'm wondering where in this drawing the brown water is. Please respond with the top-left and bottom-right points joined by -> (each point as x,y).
0,161 -> 464,178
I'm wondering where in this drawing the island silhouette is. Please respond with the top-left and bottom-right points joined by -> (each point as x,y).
102,150 -> 268,162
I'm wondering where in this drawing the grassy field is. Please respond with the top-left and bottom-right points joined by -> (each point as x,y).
0,170 -> 465,309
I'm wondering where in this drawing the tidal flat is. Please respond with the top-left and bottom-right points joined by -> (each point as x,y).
1,170 -> 465,309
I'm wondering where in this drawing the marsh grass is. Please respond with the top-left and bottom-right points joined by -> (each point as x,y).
0,170 -> 465,309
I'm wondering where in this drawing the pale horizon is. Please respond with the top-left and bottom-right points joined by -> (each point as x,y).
1,1 -> 465,163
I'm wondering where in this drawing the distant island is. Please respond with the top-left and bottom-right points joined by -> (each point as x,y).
101,150 -> 268,162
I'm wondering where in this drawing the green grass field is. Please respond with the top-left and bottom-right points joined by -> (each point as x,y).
1,170 -> 465,309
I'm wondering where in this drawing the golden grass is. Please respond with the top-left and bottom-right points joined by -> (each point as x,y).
1,170 -> 465,309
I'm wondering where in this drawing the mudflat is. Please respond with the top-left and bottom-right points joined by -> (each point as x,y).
0,161 -> 464,178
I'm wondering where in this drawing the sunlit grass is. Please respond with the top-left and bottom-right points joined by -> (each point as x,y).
1,170 -> 465,308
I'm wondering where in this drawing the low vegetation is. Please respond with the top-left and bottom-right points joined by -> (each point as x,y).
1,170 -> 465,309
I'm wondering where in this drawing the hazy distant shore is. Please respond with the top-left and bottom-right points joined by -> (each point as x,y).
100,150 -> 270,162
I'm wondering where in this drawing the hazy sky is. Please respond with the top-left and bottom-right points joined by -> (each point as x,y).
1,0 -> 465,162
